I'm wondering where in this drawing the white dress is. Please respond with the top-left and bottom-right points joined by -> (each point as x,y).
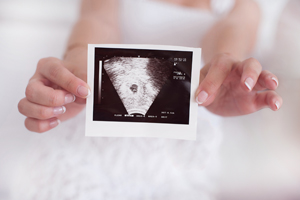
120,0 -> 234,47
5,0 -> 287,199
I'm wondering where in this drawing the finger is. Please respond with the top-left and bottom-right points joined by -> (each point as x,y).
37,58 -> 90,98
25,117 -> 60,133
18,98 -> 66,120
254,70 -> 279,91
196,54 -> 236,106
199,64 -> 210,85
74,97 -> 86,104
239,58 -> 262,91
255,91 -> 283,111
26,78 -> 76,107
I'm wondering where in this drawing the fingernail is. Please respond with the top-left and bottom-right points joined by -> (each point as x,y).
65,94 -> 76,104
49,118 -> 60,128
196,91 -> 208,104
272,77 -> 278,86
275,101 -> 281,110
53,106 -> 66,115
77,86 -> 91,97
245,77 -> 254,91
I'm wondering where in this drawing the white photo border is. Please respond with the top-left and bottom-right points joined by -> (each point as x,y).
86,44 -> 201,140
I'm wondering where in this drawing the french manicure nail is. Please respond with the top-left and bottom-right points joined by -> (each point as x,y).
77,86 -> 91,97
53,106 -> 66,115
65,94 -> 76,104
49,118 -> 60,128
275,101 -> 280,110
245,77 -> 254,91
272,77 -> 278,86
196,91 -> 208,104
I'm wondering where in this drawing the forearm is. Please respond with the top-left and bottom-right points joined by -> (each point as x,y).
64,0 -> 120,64
202,0 -> 260,63
64,18 -> 120,69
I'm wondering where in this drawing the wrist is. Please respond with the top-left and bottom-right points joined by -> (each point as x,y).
64,44 -> 87,60
63,45 -> 87,66
63,46 -> 88,82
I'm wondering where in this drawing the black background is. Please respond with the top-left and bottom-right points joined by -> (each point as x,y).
93,47 -> 193,125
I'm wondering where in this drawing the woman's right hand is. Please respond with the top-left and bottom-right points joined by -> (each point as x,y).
18,57 -> 90,133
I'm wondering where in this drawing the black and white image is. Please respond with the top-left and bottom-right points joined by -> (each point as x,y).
94,47 -> 193,124
86,44 -> 201,140
102,57 -> 172,116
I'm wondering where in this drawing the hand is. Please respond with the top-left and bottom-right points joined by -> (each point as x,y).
196,53 -> 283,116
18,57 -> 90,133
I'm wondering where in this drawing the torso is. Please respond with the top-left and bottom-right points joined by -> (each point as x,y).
119,0 -> 217,47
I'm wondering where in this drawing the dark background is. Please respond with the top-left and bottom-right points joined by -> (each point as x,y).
93,47 -> 193,124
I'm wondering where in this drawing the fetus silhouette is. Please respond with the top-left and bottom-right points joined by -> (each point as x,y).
103,57 -> 172,115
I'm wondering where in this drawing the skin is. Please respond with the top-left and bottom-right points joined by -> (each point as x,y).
197,0 -> 282,116
18,0 -> 283,133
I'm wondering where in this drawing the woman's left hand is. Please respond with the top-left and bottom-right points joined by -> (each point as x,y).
196,53 -> 283,116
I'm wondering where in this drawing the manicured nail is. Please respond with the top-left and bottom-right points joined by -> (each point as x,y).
53,106 -> 66,115
271,77 -> 278,86
65,94 -> 76,104
196,91 -> 208,104
245,77 -> 254,91
49,118 -> 60,128
77,86 -> 91,97
275,101 -> 280,110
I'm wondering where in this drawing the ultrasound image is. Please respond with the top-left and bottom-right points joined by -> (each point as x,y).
93,47 -> 192,124
103,57 -> 173,115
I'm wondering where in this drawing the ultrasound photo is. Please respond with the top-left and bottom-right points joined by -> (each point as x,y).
93,47 -> 193,124
86,44 -> 201,139
103,57 -> 172,115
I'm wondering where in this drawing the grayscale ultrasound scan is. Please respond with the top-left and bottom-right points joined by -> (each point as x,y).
93,47 -> 193,125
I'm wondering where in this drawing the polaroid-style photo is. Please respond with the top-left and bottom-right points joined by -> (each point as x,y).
86,44 -> 201,140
